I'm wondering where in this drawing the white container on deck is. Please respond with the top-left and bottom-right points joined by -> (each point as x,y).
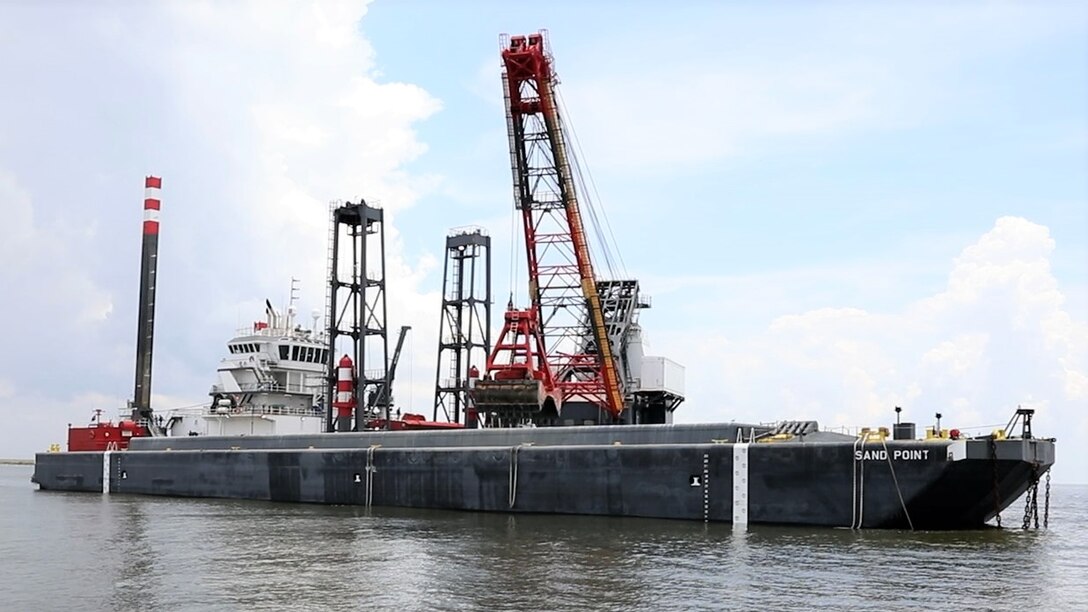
640,356 -> 685,396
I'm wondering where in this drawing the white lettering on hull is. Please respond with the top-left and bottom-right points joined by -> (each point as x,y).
853,449 -> 931,461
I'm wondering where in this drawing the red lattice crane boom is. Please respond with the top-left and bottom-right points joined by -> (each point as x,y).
478,32 -> 623,422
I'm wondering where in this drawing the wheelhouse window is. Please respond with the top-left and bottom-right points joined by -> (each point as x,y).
279,345 -> 289,360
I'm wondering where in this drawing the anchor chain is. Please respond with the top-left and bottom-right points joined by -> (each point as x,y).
1031,478 -> 1040,529
1022,464 -> 1041,530
1021,483 -> 1034,529
989,437 -> 1002,528
1043,470 -> 1051,529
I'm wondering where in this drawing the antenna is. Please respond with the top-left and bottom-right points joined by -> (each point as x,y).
289,277 -> 300,308
287,277 -> 301,329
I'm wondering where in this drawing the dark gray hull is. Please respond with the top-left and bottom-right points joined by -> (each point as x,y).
32,423 -> 1054,529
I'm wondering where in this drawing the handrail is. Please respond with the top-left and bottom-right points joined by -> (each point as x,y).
210,382 -> 320,394
207,404 -> 324,418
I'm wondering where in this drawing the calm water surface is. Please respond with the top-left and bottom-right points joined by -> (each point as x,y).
1,465 -> 1085,611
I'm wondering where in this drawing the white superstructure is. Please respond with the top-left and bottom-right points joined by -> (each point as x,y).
161,300 -> 328,437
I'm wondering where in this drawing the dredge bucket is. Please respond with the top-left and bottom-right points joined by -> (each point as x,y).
471,379 -> 546,412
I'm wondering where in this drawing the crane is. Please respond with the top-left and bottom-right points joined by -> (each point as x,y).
473,32 -> 624,425
367,325 -> 411,414
364,324 -> 466,431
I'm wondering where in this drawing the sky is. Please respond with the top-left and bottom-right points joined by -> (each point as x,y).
0,1 -> 1085,482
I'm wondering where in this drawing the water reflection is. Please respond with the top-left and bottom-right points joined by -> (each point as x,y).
3,466 -> 1086,612
108,496 -> 161,611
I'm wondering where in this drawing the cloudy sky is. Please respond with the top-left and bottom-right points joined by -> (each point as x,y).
1,1 -> 1085,482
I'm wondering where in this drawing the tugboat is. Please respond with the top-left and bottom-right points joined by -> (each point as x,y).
154,294 -> 455,437
159,298 -> 328,438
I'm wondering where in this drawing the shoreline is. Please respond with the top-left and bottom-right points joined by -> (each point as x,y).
0,459 -> 34,466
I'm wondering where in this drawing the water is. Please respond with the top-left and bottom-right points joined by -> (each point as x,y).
2,465 -> 1085,611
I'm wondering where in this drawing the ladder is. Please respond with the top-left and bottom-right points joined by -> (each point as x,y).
323,201 -> 338,341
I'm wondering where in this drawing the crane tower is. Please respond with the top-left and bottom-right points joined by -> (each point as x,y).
433,228 -> 492,425
473,32 -> 624,426
324,200 -> 390,432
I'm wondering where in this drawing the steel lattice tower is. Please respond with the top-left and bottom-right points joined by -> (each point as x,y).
500,31 -> 623,417
433,228 -> 491,424
325,200 -> 389,432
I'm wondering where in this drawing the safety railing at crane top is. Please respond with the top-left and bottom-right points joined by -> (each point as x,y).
448,225 -> 488,238
362,369 -> 390,381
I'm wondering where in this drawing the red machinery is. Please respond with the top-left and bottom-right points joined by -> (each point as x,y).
339,352 -> 466,432
475,32 -> 623,424
67,410 -> 148,452
365,413 -> 466,431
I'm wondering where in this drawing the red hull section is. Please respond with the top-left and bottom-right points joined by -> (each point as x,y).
364,413 -> 465,431
67,421 -> 148,451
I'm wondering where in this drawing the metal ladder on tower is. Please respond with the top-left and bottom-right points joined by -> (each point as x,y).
323,201 -> 338,340
447,258 -> 462,385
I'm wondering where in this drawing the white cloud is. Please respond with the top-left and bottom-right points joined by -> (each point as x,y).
0,170 -> 113,325
140,0 -> 446,421
0,1 -> 447,456
669,217 -> 1087,483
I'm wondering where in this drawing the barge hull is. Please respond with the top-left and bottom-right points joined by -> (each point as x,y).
32,428 -> 1054,529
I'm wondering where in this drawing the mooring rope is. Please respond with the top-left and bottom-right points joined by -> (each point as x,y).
508,445 -> 521,509
851,437 -> 858,529
851,436 -> 866,529
881,437 -> 915,531
988,437 -> 1002,527
365,445 -> 378,508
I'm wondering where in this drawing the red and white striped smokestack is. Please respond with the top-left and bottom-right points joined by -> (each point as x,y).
144,176 -> 162,235
132,176 -> 162,423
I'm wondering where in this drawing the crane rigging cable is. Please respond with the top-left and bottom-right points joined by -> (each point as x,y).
508,199 -> 520,307
556,88 -> 628,281
568,141 -> 615,280
556,94 -> 615,279
477,31 -> 625,420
